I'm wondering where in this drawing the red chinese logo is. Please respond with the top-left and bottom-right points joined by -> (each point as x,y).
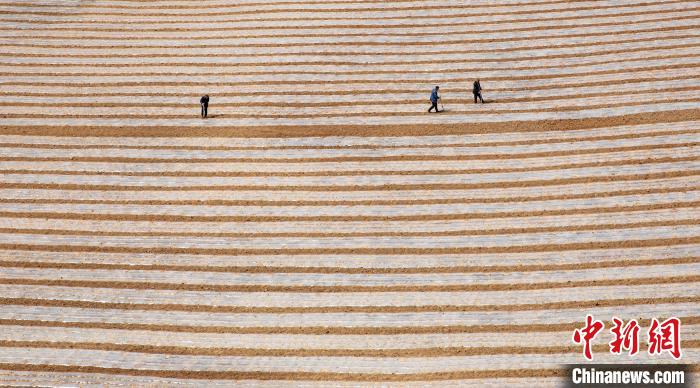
573,314 -> 604,360
648,317 -> 682,359
609,317 -> 640,356
573,315 -> 682,360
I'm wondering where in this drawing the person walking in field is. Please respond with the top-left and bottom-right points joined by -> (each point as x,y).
428,86 -> 441,113
473,79 -> 484,104
200,94 -> 210,118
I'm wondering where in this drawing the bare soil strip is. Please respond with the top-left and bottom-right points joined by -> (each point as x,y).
3,142 -> 696,163
0,364 -> 568,381
7,25 -> 700,49
0,0 -> 671,17
1,255 -> 697,274
5,12 -> 696,35
7,14 -> 698,39
0,128 -> 693,151
0,296 -> 696,314
2,185 -> 694,206
1,236 -> 698,257
1,156 -> 695,177
1,316 -> 698,335
1,110 -> 696,137
0,339 -> 697,358
0,0 -> 634,9
4,1 -> 692,22
0,219 -> 694,239
8,25 -> 698,49
6,45 -> 699,66
2,170 -> 696,192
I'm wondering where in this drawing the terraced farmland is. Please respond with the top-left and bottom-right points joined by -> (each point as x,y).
0,0 -> 699,386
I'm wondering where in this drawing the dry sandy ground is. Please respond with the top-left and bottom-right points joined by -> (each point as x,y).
0,0 -> 698,386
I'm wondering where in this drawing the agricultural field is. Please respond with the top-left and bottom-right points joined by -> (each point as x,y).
0,0 -> 698,386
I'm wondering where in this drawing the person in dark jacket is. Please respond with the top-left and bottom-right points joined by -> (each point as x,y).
473,79 -> 484,104
428,86 -> 441,113
200,95 -> 210,118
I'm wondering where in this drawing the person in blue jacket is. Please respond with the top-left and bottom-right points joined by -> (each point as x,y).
428,86 -> 441,113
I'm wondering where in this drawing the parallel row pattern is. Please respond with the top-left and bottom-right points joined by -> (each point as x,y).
0,123 -> 697,386
0,0 -> 699,129
0,0 -> 698,386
